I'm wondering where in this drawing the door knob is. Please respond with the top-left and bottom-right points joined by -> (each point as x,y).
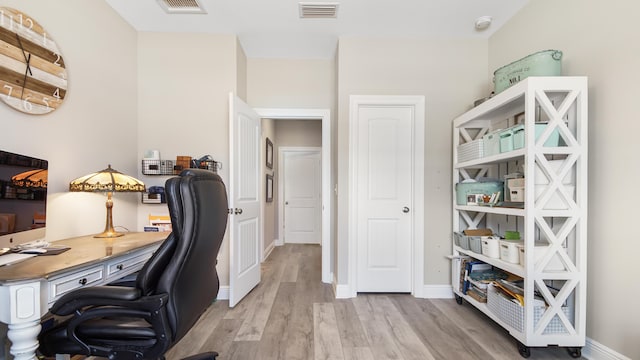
402,207 -> 410,213
234,208 -> 243,215
285,202 -> 289,205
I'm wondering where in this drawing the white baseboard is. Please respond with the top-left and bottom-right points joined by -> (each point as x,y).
334,284 -> 353,299
422,285 -> 455,299
583,338 -> 631,360
274,238 -> 283,246
216,286 -> 229,300
263,241 -> 275,261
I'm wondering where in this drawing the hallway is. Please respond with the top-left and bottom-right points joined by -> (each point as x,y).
166,244 -> 580,359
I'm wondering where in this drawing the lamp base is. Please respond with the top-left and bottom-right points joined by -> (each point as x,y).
94,230 -> 125,238
94,192 -> 125,238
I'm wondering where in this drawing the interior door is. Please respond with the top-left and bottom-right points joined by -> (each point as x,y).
283,150 -> 321,244
228,93 -> 261,307
356,106 -> 413,292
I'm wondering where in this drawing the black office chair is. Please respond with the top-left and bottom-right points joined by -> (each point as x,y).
38,169 -> 228,360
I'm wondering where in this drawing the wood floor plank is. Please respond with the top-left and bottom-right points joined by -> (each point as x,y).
255,282 -> 297,360
332,300 -> 369,348
352,296 -> 406,360
164,300 -> 228,359
280,252 -> 301,283
341,347 -> 374,360
369,296 -> 436,360
389,296 -> 492,360
225,340 -> 260,360
313,303 -> 344,360
234,250 -> 286,341
196,318 -> 244,360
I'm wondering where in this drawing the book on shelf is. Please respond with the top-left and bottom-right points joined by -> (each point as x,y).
463,260 -> 492,294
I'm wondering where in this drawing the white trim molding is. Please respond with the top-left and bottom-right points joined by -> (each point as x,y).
583,338 -> 632,360
216,286 -> 230,300
422,285 -> 455,299
262,240 -> 275,261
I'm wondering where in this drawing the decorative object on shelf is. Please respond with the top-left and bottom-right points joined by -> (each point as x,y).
0,7 -> 68,114
141,155 -> 220,176
266,138 -> 274,169
11,168 -> 48,188
69,165 -> 145,238
266,174 -> 273,202
493,50 -> 563,94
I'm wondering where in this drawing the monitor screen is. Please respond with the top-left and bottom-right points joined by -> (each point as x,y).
0,150 -> 48,247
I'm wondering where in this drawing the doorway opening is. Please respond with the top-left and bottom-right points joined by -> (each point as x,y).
255,108 -> 332,284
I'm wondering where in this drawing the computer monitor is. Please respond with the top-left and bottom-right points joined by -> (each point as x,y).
0,150 -> 48,248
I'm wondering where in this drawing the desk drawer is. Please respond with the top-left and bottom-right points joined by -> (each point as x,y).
48,266 -> 104,303
106,249 -> 155,281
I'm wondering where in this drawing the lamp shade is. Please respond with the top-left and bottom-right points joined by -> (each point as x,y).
69,165 -> 145,238
69,165 -> 145,193
11,169 -> 48,189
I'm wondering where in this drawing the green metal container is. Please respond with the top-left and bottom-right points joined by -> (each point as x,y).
493,50 -> 563,93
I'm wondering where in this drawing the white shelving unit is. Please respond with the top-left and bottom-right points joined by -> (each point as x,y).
451,77 -> 587,358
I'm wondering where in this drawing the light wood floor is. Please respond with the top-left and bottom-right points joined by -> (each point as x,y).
166,244 -> 582,360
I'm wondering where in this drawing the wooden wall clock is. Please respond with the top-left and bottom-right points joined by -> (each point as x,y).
0,7 -> 67,115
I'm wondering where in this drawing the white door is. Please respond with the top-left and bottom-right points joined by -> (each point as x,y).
283,150 -> 321,244
228,93 -> 261,307
356,105 -> 414,292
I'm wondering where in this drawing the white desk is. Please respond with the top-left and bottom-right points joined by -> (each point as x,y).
0,232 -> 166,360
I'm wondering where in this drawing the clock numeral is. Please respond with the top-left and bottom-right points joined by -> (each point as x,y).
0,10 -> 4,27
43,32 -> 47,47
22,95 -> 33,112
43,97 -> 50,109
16,14 -> 33,30
53,88 -> 61,99
53,53 -> 61,67
3,85 -> 13,99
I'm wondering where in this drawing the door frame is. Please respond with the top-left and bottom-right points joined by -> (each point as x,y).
279,147 -> 322,245
254,108 -> 332,284
347,95 -> 425,298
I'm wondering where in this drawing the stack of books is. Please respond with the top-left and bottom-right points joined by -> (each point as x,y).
460,258 -> 509,303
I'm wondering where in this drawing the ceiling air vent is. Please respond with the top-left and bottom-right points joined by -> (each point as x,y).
299,2 -> 339,19
157,0 -> 207,14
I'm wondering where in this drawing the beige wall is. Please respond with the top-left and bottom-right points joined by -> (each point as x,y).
336,36 -> 489,285
0,0 -> 139,242
247,58 -> 336,109
137,32 -> 241,286
489,1 -> 640,357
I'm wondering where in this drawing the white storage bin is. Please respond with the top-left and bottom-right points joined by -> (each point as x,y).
500,240 -> 522,263
518,244 -> 565,271
457,139 -> 484,163
509,186 -> 525,202
481,236 -> 501,258
487,284 -> 572,334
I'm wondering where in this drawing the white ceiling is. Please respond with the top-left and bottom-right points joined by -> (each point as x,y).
105,0 -> 529,59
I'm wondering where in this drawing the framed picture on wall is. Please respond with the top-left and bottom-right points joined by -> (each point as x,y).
266,138 -> 273,169
266,174 -> 274,202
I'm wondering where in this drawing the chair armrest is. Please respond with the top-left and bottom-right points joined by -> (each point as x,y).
50,285 -> 142,315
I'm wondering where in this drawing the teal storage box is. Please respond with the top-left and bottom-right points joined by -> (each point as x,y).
455,181 -> 503,205
483,130 -> 502,156
493,50 -> 563,93
535,123 -> 561,147
513,125 -> 525,149
499,128 -> 514,153
508,123 -> 562,149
